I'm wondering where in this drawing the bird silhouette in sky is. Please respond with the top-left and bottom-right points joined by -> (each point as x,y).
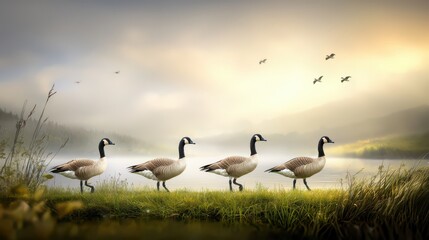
325,53 -> 335,60
341,76 -> 351,82
313,76 -> 323,84
259,59 -> 267,64
75,81 -> 80,84
115,71 -> 120,74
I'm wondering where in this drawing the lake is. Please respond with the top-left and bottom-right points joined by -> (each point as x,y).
46,154 -> 427,191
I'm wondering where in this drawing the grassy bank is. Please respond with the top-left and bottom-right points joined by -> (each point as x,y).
1,166 -> 429,239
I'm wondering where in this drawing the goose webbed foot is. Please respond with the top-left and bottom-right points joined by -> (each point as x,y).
85,180 -> 95,193
303,179 -> 311,191
162,181 -> 170,192
233,178 -> 243,191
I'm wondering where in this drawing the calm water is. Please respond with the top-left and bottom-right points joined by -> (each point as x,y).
46,154 -> 427,191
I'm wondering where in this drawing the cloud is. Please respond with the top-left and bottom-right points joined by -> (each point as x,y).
1,1 -> 428,142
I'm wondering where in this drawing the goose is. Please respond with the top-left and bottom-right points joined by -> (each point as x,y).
341,76 -> 351,82
313,75 -> 323,84
325,53 -> 335,60
128,137 -> 195,192
200,134 -> 267,192
50,138 -> 115,193
265,136 -> 334,190
259,59 -> 267,64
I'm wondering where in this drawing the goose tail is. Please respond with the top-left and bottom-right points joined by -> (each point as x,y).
127,165 -> 140,173
50,167 -> 63,173
265,167 -> 280,173
200,164 -> 213,172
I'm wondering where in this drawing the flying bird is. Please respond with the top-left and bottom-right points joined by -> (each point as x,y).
115,71 -> 120,74
325,53 -> 335,60
266,136 -> 334,190
75,81 -> 80,84
259,59 -> 267,64
50,138 -> 115,193
341,76 -> 351,82
200,134 -> 267,192
313,76 -> 323,84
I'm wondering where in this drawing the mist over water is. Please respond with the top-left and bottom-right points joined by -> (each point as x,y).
46,155 -> 426,192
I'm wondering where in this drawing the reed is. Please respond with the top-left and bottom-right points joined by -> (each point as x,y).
0,85 -> 68,192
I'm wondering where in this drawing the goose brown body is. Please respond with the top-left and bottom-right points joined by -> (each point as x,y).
52,159 -> 106,180
200,155 -> 258,178
266,156 -> 326,179
129,157 -> 186,181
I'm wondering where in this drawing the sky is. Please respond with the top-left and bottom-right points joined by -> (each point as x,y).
0,0 -> 428,143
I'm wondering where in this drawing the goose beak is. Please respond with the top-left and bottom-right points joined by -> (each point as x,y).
111,142 -> 116,145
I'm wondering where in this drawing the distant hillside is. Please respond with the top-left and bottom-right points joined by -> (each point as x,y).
202,105 -> 429,157
330,132 -> 429,159
261,88 -> 429,137
0,108 -> 158,155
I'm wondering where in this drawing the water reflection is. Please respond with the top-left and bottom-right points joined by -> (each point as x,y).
47,155 -> 427,191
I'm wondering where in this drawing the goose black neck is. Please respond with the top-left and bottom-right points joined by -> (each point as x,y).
250,138 -> 257,156
178,141 -> 186,159
318,139 -> 325,157
98,141 -> 106,158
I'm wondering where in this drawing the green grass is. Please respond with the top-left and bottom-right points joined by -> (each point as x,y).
331,132 -> 429,159
2,166 -> 429,239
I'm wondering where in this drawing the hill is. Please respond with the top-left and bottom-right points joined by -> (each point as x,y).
330,132 -> 429,159
202,105 -> 429,157
0,108 -> 158,155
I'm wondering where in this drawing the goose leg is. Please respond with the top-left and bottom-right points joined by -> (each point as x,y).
233,178 -> 243,191
229,179 -> 233,192
80,180 -> 83,193
162,181 -> 170,192
293,179 -> 297,190
85,180 -> 95,193
157,181 -> 160,191
303,179 -> 311,191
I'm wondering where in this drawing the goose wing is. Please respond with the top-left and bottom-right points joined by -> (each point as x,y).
51,159 -> 95,173
128,158 -> 176,173
200,156 -> 248,171
266,157 -> 314,172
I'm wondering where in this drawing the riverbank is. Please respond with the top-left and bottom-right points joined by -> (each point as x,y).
1,166 -> 428,239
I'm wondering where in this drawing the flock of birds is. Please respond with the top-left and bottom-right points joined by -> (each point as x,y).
317,53 -> 351,84
50,135 -> 334,193
259,53 -> 352,85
